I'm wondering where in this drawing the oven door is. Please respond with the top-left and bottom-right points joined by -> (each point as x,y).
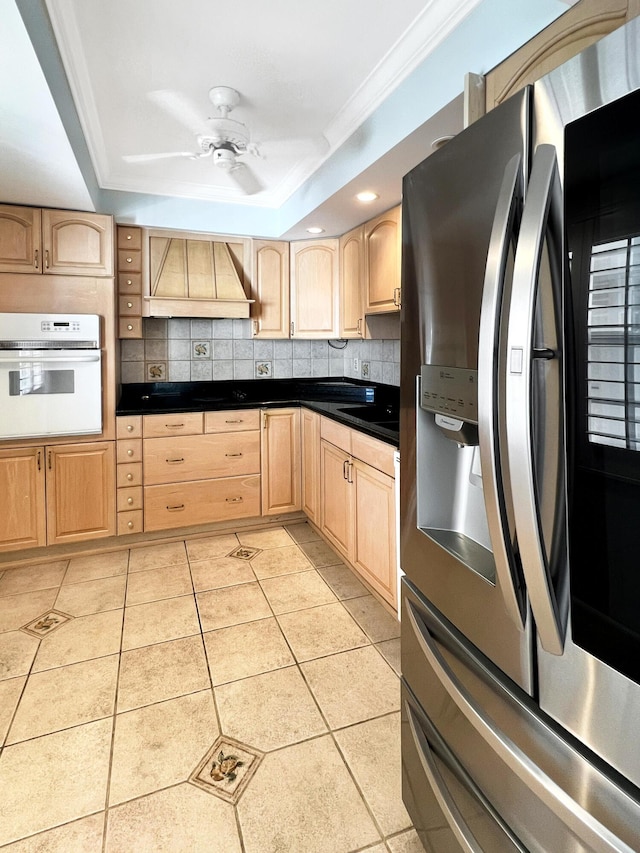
0,349 -> 102,439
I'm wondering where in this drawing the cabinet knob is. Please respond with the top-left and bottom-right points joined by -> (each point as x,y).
127,424 -> 134,432
126,257 -> 133,263
127,497 -> 134,505
127,324 -> 133,331
127,473 -> 133,481
127,302 -> 133,308
126,234 -> 132,240
126,279 -> 132,285
127,449 -> 134,456
127,521 -> 134,529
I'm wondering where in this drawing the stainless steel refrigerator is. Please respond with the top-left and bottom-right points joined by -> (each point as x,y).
400,18 -> 640,852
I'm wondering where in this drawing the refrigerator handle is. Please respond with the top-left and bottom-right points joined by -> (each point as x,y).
405,598 -> 636,853
505,143 -> 566,655
478,152 -> 525,629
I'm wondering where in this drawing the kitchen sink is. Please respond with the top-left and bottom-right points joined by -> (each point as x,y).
338,405 -> 398,424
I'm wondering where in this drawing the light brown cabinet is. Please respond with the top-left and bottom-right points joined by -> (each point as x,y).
339,225 -> 365,338
250,240 -> 290,338
364,205 -> 401,315
117,226 -> 143,339
0,204 -> 113,276
0,447 -> 46,552
301,408 -> 321,523
261,408 -> 301,515
320,438 -> 352,558
116,415 -> 144,534
290,239 -> 339,338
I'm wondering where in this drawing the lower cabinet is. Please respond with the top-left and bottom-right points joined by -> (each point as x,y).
301,408 -> 320,522
0,441 -> 115,552
261,408 -> 301,515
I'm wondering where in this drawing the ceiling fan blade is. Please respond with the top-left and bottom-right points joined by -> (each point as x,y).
123,151 -> 195,163
148,89 -> 208,135
227,162 -> 263,195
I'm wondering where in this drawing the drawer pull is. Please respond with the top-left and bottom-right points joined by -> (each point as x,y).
225,419 -> 243,424
225,452 -> 243,457
127,324 -> 133,331
126,279 -> 132,285
166,423 -> 185,429
127,497 -> 134,505
126,256 -> 133,263
127,449 -> 134,456
166,457 -> 184,464
127,521 -> 134,529
126,301 -> 133,308
126,473 -> 134,481
225,496 -> 243,503
166,504 -> 185,512
126,234 -> 132,240
127,424 -> 134,432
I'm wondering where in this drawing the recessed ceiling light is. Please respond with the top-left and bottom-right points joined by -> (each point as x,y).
306,226 -> 324,234
356,191 -> 379,202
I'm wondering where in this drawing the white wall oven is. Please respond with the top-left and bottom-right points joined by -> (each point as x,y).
0,313 -> 102,440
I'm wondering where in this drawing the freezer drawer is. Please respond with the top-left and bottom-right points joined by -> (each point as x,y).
401,579 -> 640,853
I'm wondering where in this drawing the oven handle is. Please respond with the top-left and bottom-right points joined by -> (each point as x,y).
0,354 -> 101,364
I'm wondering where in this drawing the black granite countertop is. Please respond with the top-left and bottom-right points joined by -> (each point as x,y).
117,378 -> 399,446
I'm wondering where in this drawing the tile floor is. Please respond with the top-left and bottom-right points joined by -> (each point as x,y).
0,521 -> 424,853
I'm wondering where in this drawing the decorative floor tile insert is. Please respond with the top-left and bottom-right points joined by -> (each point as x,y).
228,546 -> 262,561
21,610 -> 72,638
190,735 -> 263,804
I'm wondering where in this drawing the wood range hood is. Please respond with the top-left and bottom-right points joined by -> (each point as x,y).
145,231 -> 254,319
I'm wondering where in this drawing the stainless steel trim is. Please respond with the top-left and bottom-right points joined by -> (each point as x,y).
506,143 -> 565,655
478,152 -> 524,629
405,597 -> 635,853
0,354 -> 101,364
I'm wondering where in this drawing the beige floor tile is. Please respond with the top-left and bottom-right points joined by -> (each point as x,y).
343,594 -> 401,642
117,634 -> 209,712
318,563 -> 369,600
32,609 -> 123,673
125,563 -> 192,606
376,638 -> 401,675
357,845 -> 387,853
64,551 -> 128,585
0,561 -> 68,596
185,532 -> 239,562
128,541 -> 187,573
108,690 -> 218,806
0,588 -> 57,633
0,718 -> 112,847
284,521 -> 322,543
250,544 -> 312,579
277,602 -> 369,662
260,570 -> 337,614
334,713 -> 411,835
215,665 -> 327,751
203,617 -> 293,686
301,646 -> 399,729
196,582 -> 271,632
237,735 -> 380,853
237,526 -> 292,549
105,783 -> 240,853
54,575 -> 126,617
387,829 -> 427,853
122,594 -> 200,651
0,814 -> 105,852
299,538 -> 344,568
7,655 -> 119,745
0,631 -> 39,681
189,555 -> 255,592
0,677 -> 26,745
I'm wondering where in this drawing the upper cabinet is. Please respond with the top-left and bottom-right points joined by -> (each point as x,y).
0,205 -> 113,276
364,205 -> 401,314
250,240 -> 290,338
290,238 -> 339,338
339,225 -> 365,338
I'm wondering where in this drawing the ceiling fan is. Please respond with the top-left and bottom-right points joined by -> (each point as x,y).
123,86 -> 264,194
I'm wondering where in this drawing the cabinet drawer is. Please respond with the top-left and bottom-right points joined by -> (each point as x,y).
117,416 -> 142,439
205,409 -> 260,433
351,431 -> 396,477
118,248 -> 142,272
143,413 -> 203,438
143,432 -> 260,484
118,510 -> 144,535
118,272 -> 142,294
144,475 -> 261,531
117,462 -> 143,488
117,438 -> 142,464
117,486 -> 143,512
119,317 -> 143,338
117,227 -> 142,251
320,416 -> 352,454
119,295 -> 142,316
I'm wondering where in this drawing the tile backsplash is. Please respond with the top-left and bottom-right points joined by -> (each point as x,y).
120,318 -> 400,386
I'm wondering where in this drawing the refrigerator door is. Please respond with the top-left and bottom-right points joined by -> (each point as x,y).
401,88 -> 533,691
401,579 -> 640,853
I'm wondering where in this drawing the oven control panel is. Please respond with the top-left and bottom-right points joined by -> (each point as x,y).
40,320 -> 81,333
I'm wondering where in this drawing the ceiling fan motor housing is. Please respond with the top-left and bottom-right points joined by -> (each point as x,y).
212,146 -> 237,169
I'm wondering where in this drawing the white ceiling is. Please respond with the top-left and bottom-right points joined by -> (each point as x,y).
3,0 -> 578,239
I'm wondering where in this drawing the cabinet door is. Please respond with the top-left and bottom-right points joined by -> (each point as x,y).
301,408 -> 320,522
261,408 -> 301,515
290,239 -> 339,338
46,442 -> 115,544
364,206 -> 401,314
339,225 -> 364,338
351,459 -> 397,608
320,439 -> 352,559
0,205 -> 42,273
0,447 -> 46,552
251,240 -> 290,338
42,210 -> 114,276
